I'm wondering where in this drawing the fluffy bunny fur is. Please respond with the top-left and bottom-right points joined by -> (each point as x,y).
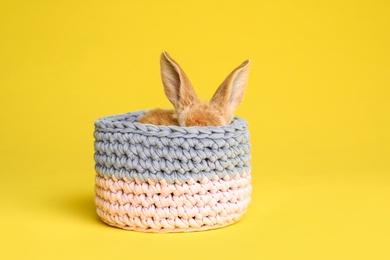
137,52 -> 250,127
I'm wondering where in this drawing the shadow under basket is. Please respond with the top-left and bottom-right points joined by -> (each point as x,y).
94,111 -> 252,233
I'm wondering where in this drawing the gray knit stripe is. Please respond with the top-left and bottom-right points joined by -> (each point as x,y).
94,111 -> 251,184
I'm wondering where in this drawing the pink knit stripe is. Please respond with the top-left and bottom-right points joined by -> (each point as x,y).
95,185 -> 251,208
95,173 -> 251,196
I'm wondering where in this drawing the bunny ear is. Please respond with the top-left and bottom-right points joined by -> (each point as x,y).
160,52 -> 200,111
211,60 -> 250,118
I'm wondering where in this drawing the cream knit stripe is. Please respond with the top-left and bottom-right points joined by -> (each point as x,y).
95,196 -> 251,220
96,208 -> 244,233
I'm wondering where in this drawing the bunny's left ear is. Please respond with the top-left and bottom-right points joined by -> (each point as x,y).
160,52 -> 200,112
210,60 -> 250,119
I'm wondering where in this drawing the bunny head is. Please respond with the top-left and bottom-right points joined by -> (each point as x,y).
161,52 -> 250,127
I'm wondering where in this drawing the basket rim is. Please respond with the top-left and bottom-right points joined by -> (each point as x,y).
94,110 -> 248,138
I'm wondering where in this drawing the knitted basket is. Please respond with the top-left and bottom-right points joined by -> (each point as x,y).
93,110 -> 251,232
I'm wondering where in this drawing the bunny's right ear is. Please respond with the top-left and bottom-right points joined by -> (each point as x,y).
210,60 -> 250,121
160,52 -> 200,112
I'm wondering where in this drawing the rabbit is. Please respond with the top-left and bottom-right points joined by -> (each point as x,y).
137,52 -> 250,127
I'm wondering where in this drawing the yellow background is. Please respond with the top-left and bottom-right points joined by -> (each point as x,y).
1,0 -> 389,259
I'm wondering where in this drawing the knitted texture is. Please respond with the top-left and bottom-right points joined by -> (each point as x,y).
94,110 -> 252,232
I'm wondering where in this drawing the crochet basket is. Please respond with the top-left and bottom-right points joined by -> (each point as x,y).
93,111 -> 252,232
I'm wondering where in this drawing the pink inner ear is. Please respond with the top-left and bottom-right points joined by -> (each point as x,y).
228,63 -> 249,110
161,54 -> 182,107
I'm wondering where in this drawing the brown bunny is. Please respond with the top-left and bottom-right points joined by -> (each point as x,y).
138,52 -> 250,126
